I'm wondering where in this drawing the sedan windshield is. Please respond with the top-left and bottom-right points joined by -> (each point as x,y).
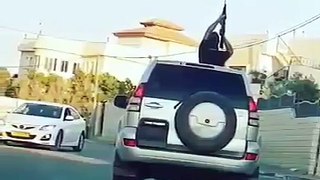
12,103 -> 63,119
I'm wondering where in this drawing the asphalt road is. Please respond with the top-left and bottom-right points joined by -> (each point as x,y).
0,140 -> 306,180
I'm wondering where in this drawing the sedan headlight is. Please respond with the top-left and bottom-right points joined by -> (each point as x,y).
40,125 -> 56,131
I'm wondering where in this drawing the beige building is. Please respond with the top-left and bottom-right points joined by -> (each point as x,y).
18,36 -> 105,79
285,38 -> 320,85
17,19 -> 199,84
113,19 -> 198,56
18,19 -> 280,84
227,34 -> 269,73
114,21 -> 275,74
288,38 -> 320,67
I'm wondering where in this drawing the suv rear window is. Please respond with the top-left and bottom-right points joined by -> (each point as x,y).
144,64 -> 249,109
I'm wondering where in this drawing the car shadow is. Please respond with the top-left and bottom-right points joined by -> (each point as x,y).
3,141 -> 75,152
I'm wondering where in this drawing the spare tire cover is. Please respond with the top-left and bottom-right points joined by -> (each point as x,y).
175,91 -> 237,154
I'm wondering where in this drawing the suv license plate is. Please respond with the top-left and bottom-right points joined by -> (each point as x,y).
136,119 -> 169,148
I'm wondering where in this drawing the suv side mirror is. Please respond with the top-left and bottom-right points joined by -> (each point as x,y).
114,95 -> 128,109
65,115 -> 74,121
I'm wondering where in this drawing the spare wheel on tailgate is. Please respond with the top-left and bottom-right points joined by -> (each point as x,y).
175,91 -> 237,154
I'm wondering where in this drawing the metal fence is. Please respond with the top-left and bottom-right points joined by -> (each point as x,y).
258,94 -> 320,117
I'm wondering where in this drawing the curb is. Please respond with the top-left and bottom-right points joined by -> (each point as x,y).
260,171 -> 318,180
86,137 -> 115,145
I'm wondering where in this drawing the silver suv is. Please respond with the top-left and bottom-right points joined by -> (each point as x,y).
113,60 -> 260,180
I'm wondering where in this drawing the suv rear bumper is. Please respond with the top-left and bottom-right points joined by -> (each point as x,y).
115,127 -> 260,175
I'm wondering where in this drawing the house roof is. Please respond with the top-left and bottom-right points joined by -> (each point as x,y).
18,36 -> 106,56
113,19 -> 198,47
140,19 -> 184,31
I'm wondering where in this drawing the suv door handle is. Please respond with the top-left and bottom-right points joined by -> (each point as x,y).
144,102 -> 163,109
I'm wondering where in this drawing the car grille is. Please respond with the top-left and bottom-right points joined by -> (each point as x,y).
5,132 -> 36,140
12,124 -> 36,130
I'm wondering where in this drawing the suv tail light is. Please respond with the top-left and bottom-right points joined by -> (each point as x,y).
245,153 -> 259,161
248,97 -> 259,127
127,84 -> 145,112
123,138 -> 137,147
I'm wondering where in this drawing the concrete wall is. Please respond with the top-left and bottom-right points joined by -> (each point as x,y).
0,96 -> 28,116
260,109 -> 320,174
101,103 -> 125,143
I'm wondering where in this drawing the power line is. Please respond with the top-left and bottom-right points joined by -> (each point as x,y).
0,25 -> 36,35
120,12 -> 320,55
1,12 -> 320,58
0,65 -> 34,68
155,51 -> 197,57
278,36 -> 298,59
234,13 -> 320,49
35,47 -> 196,61
0,25 -> 104,43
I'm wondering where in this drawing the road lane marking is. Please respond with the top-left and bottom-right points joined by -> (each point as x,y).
0,145 -> 110,165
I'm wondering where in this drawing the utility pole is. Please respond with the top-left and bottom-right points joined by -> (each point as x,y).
93,55 -> 100,110
276,36 -> 280,53
37,22 -> 43,38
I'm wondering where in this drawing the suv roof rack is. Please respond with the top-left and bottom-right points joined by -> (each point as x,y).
156,60 -> 243,74
157,60 -> 215,69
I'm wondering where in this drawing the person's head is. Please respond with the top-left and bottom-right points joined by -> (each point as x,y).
207,32 -> 220,49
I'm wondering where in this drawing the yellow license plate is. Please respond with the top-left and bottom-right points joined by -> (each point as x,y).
11,131 -> 30,138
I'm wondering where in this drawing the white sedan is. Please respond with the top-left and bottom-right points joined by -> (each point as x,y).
2,101 -> 86,152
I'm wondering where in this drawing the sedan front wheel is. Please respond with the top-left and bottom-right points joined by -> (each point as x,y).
73,132 -> 85,152
51,131 -> 63,151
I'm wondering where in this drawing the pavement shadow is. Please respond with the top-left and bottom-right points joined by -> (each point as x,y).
2,141 -> 74,152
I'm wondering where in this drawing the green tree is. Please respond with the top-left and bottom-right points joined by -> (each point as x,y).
286,73 -> 319,102
249,70 -> 267,84
67,70 -> 95,117
13,69 -> 137,119
267,72 -> 320,102
98,73 -> 120,101
16,71 -> 66,102
44,75 -> 66,103
5,77 -> 19,98
118,78 -> 135,96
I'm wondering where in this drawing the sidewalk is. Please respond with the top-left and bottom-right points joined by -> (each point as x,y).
260,164 -> 319,180
89,136 -> 115,145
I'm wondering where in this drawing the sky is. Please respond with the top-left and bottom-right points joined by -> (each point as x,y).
0,0 -> 319,71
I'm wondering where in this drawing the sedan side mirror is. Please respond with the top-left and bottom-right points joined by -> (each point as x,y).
65,115 -> 74,121
114,95 -> 128,109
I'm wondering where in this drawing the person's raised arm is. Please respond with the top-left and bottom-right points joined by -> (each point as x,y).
223,37 -> 233,56
203,15 -> 226,40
